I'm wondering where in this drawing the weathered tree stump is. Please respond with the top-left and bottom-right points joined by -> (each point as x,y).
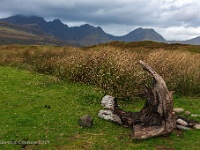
98,60 -> 177,139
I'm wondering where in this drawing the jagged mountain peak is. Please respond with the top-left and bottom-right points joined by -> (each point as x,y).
52,19 -> 62,24
81,24 -> 92,27
50,19 -> 68,28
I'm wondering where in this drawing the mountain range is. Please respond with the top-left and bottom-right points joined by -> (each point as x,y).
0,15 -> 199,46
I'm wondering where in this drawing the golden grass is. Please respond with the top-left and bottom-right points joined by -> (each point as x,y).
0,43 -> 199,98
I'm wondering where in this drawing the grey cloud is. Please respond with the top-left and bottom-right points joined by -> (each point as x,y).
0,0 -> 200,40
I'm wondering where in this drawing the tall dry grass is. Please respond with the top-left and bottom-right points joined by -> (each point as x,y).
0,44 -> 199,98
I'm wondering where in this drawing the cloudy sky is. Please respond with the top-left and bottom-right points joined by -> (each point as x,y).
1,0 -> 200,40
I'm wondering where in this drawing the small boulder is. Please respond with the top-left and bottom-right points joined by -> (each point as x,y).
191,114 -> 200,117
193,124 -> 200,129
101,95 -> 116,110
177,125 -> 191,130
176,119 -> 188,126
78,115 -> 93,128
188,122 -> 195,127
184,111 -> 191,115
173,108 -> 184,113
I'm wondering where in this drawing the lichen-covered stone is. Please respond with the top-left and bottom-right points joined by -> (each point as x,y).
101,95 -> 116,110
98,110 -> 122,124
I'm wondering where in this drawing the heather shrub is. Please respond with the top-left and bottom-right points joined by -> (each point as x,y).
0,43 -> 199,98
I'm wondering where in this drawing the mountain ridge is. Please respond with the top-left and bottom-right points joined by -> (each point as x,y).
0,21 -> 68,45
1,15 -> 200,46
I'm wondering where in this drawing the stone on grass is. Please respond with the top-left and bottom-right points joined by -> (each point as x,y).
172,112 -> 176,115
78,115 -> 93,128
184,111 -> 191,115
193,124 -> 200,129
100,95 -> 116,110
191,114 -> 200,117
173,108 -> 184,113
188,122 -> 195,127
176,119 -> 188,126
177,125 -> 191,130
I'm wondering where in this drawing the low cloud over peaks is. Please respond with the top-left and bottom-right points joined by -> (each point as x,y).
1,0 -> 200,40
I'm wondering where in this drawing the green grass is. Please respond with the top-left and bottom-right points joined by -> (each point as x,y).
0,67 -> 199,150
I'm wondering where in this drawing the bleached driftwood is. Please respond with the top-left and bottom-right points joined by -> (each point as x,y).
98,60 -> 200,139
99,60 -> 177,139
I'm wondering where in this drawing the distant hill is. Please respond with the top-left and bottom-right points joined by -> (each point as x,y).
0,15 -> 46,25
118,27 -> 166,42
181,36 -> 200,45
0,21 -> 67,45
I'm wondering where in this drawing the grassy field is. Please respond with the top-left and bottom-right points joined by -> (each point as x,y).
0,42 -> 200,149
0,66 -> 200,150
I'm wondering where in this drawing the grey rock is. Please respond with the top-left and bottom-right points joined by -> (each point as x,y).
101,95 -> 115,110
191,114 -> 200,117
176,119 -> 188,126
98,95 -> 122,125
78,115 -> 93,128
172,111 -> 176,115
98,110 -> 122,124
188,122 -> 195,127
173,108 -> 184,113
184,111 -> 191,115
193,124 -> 200,129
177,125 -> 191,130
